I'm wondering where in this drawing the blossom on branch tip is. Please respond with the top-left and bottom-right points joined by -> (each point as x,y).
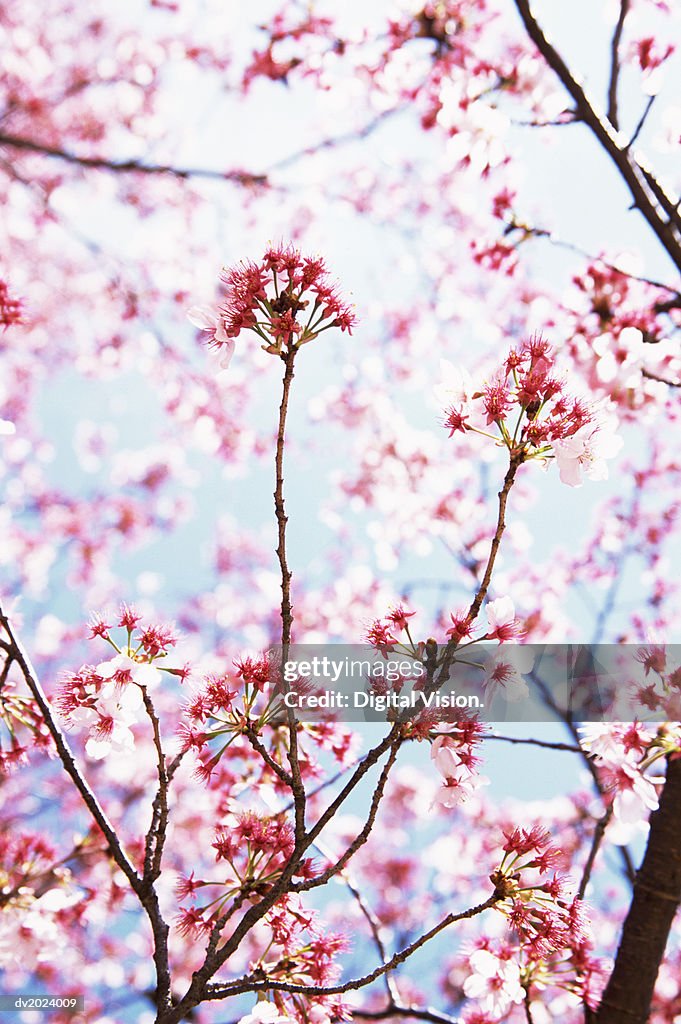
190,244 -> 356,368
439,336 -> 624,486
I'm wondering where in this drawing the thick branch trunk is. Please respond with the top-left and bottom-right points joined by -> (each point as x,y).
595,756 -> 681,1024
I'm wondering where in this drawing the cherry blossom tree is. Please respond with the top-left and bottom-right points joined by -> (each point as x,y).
1,2 -> 680,1024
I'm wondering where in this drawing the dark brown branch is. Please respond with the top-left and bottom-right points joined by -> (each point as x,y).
0,131 -> 267,186
304,725 -> 401,849
142,690 -> 170,883
595,755 -> 681,1024
244,726 -> 293,787
578,806 -> 613,900
524,986 -> 536,1024
642,368 -> 681,387
512,0 -> 681,271
353,1005 -> 462,1024
607,0 -> 630,130
628,94 -> 655,149
206,894 -> 499,1000
482,732 -> 581,753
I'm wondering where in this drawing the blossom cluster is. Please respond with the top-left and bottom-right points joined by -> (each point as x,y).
177,819 -> 349,1024
0,830 -> 81,970
440,335 -> 623,486
430,723 -> 487,808
366,597 -> 527,711
176,811 -> 300,934
180,653 -> 357,786
179,654 -> 282,782
580,718 -> 680,842
463,826 -> 607,1019
0,677 -> 52,773
631,643 -> 681,720
188,243 -> 356,368
0,279 -> 23,330
57,605 -> 182,760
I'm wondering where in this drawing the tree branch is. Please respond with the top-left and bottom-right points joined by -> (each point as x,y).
0,132 -> 267,186
642,368 -> 681,387
596,755 -> 681,1024
273,348 -> 306,844
607,0 -> 630,130
512,0 -> 681,271
353,1005 -> 462,1024
482,732 -> 582,753
465,452 -> 523,626
206,894 -> 499,999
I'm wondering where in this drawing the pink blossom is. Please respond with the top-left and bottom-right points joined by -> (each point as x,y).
552,418 -> 623,487
608,762 -> 661,824
485,597 -> 524,641
482,646 -> 533,702
463,949 -> 524,1017
187,305 -> 235,368
96,653 -> 162,688
237,1001 -> 296,1024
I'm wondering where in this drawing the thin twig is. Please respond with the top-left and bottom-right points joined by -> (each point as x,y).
607,0 -> 630,130
273,348 -> 306,843
642,368 -> 681,387
163,728 -> 403,1022
524,987 -> 536,1024
206,895 -> 499,999
245,726 -> 293,787
142,696 -> 185,885
0,132 -> 267,186
465,453 -> 523,626
0,607 -> 140,886
512,222 -> 678,293
628,95 -> 655,149
482,732 -> 582,753
529,667 -> 636,887
578,806 -> 614,900
311,837 -> 400,1005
